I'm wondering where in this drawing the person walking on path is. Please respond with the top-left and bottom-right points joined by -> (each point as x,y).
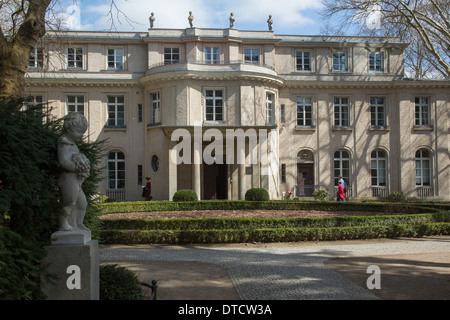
145,177 -> 152,201
337,180 -> 346,201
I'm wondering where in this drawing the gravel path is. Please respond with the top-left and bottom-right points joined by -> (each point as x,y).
100,236 -> 450,300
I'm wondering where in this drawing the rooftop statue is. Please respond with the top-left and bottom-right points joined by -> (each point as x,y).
229,12 -> 235,28
57,112 -> 90,232
267,15 -> 273,31
188,11 -> 194,28
149,12 -> 155,28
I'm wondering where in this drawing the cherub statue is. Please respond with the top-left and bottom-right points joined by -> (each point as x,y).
229,12 -> 235,28
57,112 -> 90,231
149,12 -> 155,28
267,15 -> 273,31
188,11 -> 194,28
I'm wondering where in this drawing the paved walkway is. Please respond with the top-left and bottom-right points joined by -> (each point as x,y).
99,236 -> 450,300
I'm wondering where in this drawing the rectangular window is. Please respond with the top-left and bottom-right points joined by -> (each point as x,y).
67,47 -> 83,69
370,97 -> 386,127
296,51 -> 311,71
164,47 -> 180,64
150,92 -> 161,125
205,47 -> 220,64
334,97 -> 350,127
280,104 -> 285,123
67,95 -> 85,115
205,89 -> 224,122
28,48 -> 44,69
415,97 -> 430,126
266,93 -> 275,125
24,95 -> 43,111
281,164 -> 286,183
107,48 -> 123,70
244,49 -> 259,64
296,97 -> 313,127
138,165 -> 143,185
369,52 -> 384,72
138,104 -> 143,122
107,152 -> 125,189
333,52 -> 347,72
107,95 -> 125,127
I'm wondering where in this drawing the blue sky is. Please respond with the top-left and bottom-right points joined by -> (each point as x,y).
56,0 -> 326,35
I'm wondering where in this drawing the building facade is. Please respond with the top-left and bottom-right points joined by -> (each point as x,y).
25,27 -> 450,201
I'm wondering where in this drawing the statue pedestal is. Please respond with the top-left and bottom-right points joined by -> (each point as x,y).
41,230 -> 99,300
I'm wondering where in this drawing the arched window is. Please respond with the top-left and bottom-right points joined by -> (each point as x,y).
334,150 -> 350,186
107,151 -> 125,189
415,149 -> 431,186
371,150 -> 387,187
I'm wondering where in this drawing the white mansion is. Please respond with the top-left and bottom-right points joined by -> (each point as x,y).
25,25 -> 450,201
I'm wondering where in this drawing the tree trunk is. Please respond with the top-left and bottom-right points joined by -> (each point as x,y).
0,44 -> 30,99
0,0 -> 52,100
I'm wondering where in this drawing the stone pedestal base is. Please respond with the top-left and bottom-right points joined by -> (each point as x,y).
41,231 -> 99,300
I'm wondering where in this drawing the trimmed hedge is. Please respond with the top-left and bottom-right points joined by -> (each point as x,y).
96,200 -> 435,215
99,223 -> 450,244
97,199 -> 450,244
100,213 -> 438,231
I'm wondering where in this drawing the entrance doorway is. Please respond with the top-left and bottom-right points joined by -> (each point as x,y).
297,163 -> 314,197
203,162 -> 228,200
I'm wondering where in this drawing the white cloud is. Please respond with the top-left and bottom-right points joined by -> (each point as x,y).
81,0 -> 324,33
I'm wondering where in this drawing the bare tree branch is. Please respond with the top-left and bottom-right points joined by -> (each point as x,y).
320,0 -> 450,78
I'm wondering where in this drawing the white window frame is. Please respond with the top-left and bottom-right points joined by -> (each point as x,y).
24,95 -> 44,110
370,97 -> 386,128
107,48 -> 124,70
334,97 -> 350,128
371,149 -> 387,187
107,151 -> 125,190
66,95 -> 85,115
296,51 -> 311,72
266,92 -> 276,125
415,149 -> 432,186
67,47 -> 83,69
107,95 -> 125,127
150,91 -> 161,125
333,52 -> 348,72
334,150 -> 351,187
205,46 -> 220,64
296,96 -> 313,127
369,51 -> 384,72
164,47 -> 180,65
204,88 -> 225,123
28,47 -> 44,69
415,96 -> 431,127
244,48 -> 260,64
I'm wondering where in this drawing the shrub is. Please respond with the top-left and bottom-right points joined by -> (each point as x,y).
173,189 -> 198,202
99,264 -> 143,300
313,189 -> 330,201
245,188 -> 270,201
386,192 -> 407,202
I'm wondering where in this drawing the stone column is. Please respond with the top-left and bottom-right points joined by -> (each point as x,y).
192,148 -> 201,200
238,144 -> 246,200
169,146 -> 178,201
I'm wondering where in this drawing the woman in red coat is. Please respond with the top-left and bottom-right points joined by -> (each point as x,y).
145,177 -> 152,201
337,180 -> 346,201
